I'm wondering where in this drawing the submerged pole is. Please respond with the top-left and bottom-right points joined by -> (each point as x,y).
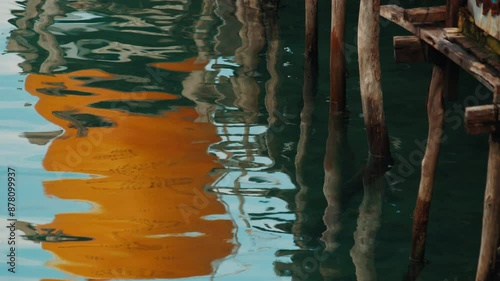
475,131 -> 500,281
330,0 -> 346,113
410,62 -> 446,262
357,0 -> 391,162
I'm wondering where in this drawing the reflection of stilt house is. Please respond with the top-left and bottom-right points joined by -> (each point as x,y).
25,70 -> 235,279
8,0 -> 306,279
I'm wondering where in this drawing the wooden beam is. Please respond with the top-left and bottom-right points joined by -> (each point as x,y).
410,63 -> 446,262
446,0 -> 460,27
465,105 -> 498,125
393,36 -> 426,63
465,104 -> 499,134
380,5 -> 500,101
476,132 -> 500,281
403,5 -> 446,23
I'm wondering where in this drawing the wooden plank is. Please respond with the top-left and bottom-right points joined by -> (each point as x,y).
447,34 -> 482,51
403,6 -> 446,23
393,36 -> 426,63
380,5 -> 500,101
447,33 -> 500,71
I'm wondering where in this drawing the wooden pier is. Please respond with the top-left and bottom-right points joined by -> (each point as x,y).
309,0 -> 499,280
380,4 -> 499,281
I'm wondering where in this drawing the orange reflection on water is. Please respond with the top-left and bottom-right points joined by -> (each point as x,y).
26,68 -> 234,279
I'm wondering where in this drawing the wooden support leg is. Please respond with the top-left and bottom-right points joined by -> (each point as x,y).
410,63 -> 446,262
330,0 -> 346,114
476,131 -> 500,281
358,0 -> 391,163
305,0 -> 318,61
443,0 -> 461,101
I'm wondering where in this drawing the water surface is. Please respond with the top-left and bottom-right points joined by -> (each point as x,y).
0,0 -> 491,280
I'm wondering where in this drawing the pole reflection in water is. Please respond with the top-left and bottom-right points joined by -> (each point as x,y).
153,1 -> 300,278
350,156 -> 390,281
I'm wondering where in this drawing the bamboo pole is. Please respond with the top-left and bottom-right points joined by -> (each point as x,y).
330,0 -> 346,113
358,0 -> 391,162
410,63 -> 445,262
475,131 -> 500,281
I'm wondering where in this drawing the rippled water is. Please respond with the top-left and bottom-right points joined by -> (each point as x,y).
0,0 -> 492,280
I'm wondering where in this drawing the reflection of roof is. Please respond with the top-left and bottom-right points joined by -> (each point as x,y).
26,70 -> 235,279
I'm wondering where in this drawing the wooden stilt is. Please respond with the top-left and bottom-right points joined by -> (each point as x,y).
358,0 -> 391,162
475,131 -> 500,281
305,0 -> 318,63
304,0 -> 318,102
443,0 -> 461,101
330,0 -> 346,113
410,63 -> 446,262
303,0 -> 317,129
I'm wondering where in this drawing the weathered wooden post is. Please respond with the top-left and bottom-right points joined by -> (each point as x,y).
304,0 -> 318,102
351,1 -> 392,277
409,0 -> 462,263
330,0 -> 347,113
443,0 -> 461,100
475,131 -> 500,281
358,0 -> 391,161
410,61 -> 446,262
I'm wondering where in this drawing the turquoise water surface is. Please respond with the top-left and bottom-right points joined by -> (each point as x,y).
0,0 -> 492,280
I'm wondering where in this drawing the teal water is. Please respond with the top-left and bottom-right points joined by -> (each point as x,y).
0,0 -> 492,280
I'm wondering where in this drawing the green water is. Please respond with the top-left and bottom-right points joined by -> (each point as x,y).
0,0 -> 492,280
